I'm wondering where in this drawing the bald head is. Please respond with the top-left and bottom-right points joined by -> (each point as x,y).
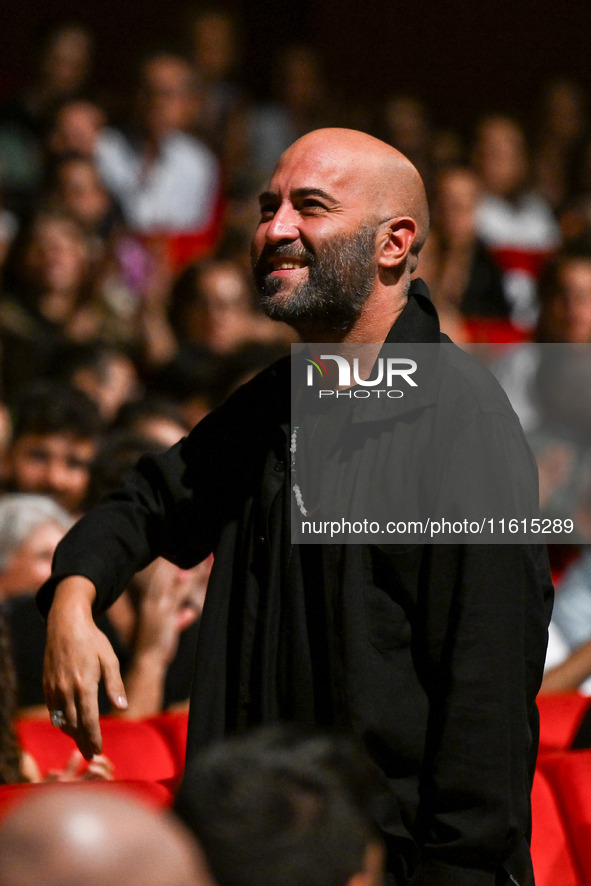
278,128 -> 430,262
253,127 -> 430,340
0,787 -> 213,886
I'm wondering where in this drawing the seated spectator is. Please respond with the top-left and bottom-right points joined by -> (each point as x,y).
45,151 -> 122,246
0,494 -> 73,602
2,381 -> 102,515
96,51 -> 221,239
0,787 -> 212,886
532,77 -> 588,212
175,725 -> 385,886
472,114 -> 561,329
184,7 -> 246,159
0,207 -> 102,392
428,166 -> 510,319
168,258 -> 292,356
493,244 -> 591,434
379,94 -> 433,189
0,494 -> 72,714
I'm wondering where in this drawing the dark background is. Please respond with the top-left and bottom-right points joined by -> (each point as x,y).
1,0 -> 590,131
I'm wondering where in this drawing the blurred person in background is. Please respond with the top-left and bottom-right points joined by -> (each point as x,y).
0,787 -> 211,885
0,493 -> 113,783
168,257 -> 292,356
0,22 -> 94,214
175,725 -> 385,886
0,494 -> 73,603
0,208 -> 108,392
421,166 -> 510,337
95,51 -> 221,238
244,43 -> 342,191
472,114 -> 560,329
378,94 -> 433,191
45,150 -> 121,246
531,77 -> 588,213
0,494 -> 73,715
184,7 -> 246,159
2,381 -> 102,515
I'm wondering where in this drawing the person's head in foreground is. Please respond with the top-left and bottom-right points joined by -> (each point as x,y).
0,786 -> 214,886
175,725 -> 385,886
250,127 -> 429,343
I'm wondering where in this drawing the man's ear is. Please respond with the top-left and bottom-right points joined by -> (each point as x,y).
376,217 -> 418,270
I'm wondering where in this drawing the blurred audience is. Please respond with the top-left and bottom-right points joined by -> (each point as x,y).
0,23 -> 94,213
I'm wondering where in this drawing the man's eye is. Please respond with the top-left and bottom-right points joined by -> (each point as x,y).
259,205 -> 276,220
300,200 -> 326,212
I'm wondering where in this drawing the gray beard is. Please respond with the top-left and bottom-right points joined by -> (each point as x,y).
252,225 -> 377,338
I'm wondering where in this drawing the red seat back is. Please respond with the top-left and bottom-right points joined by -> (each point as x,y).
16,717 -> 180,782
537,692 -> 591,753
538,750 -> 591,883
531,766 -> 579,886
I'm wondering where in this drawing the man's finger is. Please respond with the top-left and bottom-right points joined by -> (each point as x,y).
101,654 -> 128,711
75,689 -> 103,760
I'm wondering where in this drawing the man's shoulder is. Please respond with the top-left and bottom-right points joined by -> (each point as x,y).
190,354 -> 291,437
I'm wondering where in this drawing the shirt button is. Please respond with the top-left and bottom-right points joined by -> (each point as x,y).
257,535 -> 266,546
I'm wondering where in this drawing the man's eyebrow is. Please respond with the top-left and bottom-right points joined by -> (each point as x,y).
291,187 -> 338,204
257,188 -> 338,205
258,190 -> 278,206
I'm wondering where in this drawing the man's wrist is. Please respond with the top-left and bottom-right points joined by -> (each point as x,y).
50,576 -> 97,614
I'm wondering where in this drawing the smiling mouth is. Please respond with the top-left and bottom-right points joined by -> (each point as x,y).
268,258 -> 307,272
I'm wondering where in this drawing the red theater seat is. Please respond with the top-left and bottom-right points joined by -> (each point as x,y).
537,750 -> 591,883
16,717 -> 180,782
147,712 -> 189,772
531,767 -> 579,886
537,692 -> 591,753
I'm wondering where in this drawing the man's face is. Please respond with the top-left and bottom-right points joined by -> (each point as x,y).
250,141 -> 379,337
7,434 -> 96,514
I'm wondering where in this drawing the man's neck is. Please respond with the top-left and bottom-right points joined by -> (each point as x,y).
295,288 -> 408,345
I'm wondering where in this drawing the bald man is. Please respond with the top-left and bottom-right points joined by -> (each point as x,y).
0,787 -> 213,886
39,129 -> 552,886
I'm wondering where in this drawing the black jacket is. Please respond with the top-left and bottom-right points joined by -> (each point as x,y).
39,282 -> 553,886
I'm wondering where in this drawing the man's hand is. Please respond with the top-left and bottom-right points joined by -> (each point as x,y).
43,576 -> 128,760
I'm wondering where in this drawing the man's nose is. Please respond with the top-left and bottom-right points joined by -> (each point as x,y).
264,205 -> 299,243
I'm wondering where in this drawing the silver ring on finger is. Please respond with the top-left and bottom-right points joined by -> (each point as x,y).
50,710 -> 66,728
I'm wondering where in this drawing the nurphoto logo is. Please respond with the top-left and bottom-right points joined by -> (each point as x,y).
305,354 -> 417,398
